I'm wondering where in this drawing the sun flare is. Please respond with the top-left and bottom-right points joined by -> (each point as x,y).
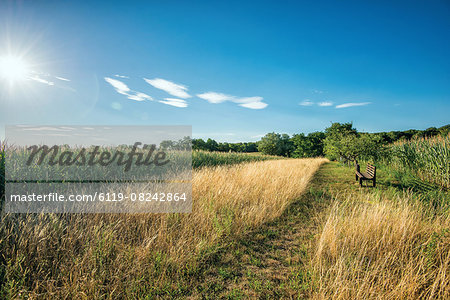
0,55 -> 30,82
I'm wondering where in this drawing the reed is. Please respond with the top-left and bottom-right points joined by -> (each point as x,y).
384,134 -> 450,188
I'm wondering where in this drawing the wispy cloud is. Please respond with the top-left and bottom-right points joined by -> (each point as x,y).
105,77 -> 129,95
239,101 -> 268,109
114,74 -> 129,79
55,76 -> 70,81
312,89 -> 324,94
318,101 -> 333,107
104,77 -> 152,101
299,100 -> 314,106
127,92 -> 153,101
197,92 -> 232,104
144,78 -> 191,99
28,71 -> 72,86
29,75 -> 54,86
197,92 -> 268,109
233,96 -> 264,104
335,102 -> 371,109
159,98 -> 188,108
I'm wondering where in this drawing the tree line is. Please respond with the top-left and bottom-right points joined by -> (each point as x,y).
192,123 -> 450,162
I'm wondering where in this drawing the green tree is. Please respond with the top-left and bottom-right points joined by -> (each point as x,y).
323,122 -> 358,162
205,138 -> 219,151
280,133 -> 294,157
192,138 -> 207,151
257,133 -> 293,156
159,140 -> 174,150
324,122 -> 385,163
291,132 -> 325,157
258,133 -> 282,156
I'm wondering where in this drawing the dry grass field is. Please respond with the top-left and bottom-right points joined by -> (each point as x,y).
313,191 -> 450,299
1,144 -> 449,299
0,158 -> 327,298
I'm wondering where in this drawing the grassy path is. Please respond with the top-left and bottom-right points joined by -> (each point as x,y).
192,161 -> 356,298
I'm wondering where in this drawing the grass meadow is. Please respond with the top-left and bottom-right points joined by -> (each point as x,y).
0,141 -> 449,299
0,151 -> 325,298
311,136 -> 450,299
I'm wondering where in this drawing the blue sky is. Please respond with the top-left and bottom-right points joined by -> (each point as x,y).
0,0 -> 449,142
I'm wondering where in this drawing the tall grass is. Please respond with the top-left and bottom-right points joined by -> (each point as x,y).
0,158 -> 326,298
386,135 -> 450,188
0,142 -> 4,201
192,150 -> 280,168
0,148 -> 278,205
312,190 -> 450,299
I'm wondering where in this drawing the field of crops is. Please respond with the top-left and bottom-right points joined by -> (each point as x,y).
384,135 -> 450,188
192,150 -> 280,168
0,148 -> 280,200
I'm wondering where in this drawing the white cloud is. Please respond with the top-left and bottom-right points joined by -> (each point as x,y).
233,96 -> 264,104
22,71 -> 72,88
312,89 -> 324,94
318,101 -> 333,107
197,92 -> 233,103
239,101 -> 268,109
335,102 -> 371,109
300,100 -> 314,106
104,77 -> 152,102
197,91 -> 268,109
55,76 -> 70,81
114,74 -> 129,79
29,75 -> 54,86
144,78 -> 191,99
159,98 -> 188,108
127,92 -> 152,101
105,77 -> 130,94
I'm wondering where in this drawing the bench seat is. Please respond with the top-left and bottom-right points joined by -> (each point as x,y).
355,163 -> 376,187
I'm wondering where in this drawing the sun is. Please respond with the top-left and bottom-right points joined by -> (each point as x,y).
0,55 -> 30,83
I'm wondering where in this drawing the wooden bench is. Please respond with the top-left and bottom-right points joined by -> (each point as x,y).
355,163 -> 376,187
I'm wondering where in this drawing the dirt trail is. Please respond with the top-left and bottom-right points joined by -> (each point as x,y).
192,162 -> 353,299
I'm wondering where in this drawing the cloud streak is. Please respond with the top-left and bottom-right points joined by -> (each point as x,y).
299,100 -> 314,106
239,101 -> 268,109
29,75 -> 54,86
144,78 -> 191,99
197,92 -> 268,109
55,76 -> 70,81
104,77 -> 152,101
196,92 -> 232,104
159,98 -> 188,108
335,102 -> 371,109
318,101 -> 333,107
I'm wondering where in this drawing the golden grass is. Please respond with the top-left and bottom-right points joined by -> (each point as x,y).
312,191 -> 450,299
0,158 -> 327,298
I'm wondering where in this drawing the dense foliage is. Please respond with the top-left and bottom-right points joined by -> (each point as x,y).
192,138 -> 258,153
193,124 -> 450,162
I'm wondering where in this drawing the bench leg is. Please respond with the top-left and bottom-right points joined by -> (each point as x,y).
373,179 -> 376,187
359,178 -> 362,186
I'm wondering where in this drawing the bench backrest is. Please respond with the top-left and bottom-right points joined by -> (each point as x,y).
367,163 -> 376,177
